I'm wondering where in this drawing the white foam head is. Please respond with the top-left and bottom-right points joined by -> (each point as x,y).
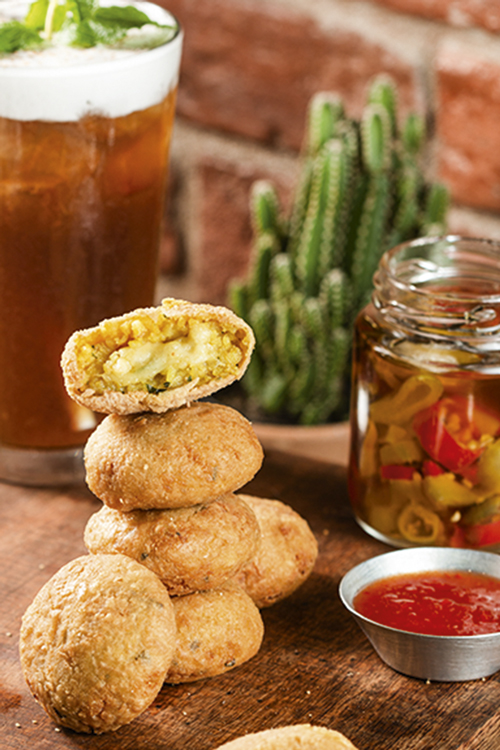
0,1 -> 183,121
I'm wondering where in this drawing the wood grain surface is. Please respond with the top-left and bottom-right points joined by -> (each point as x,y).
1,449 -> 500,750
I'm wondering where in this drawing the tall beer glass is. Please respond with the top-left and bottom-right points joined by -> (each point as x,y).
0,1 -> 183,485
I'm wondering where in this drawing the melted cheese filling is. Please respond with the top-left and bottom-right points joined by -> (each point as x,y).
83,319 -> 243,394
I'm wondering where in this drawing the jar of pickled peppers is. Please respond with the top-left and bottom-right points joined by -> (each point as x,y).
348,236 -> 500,550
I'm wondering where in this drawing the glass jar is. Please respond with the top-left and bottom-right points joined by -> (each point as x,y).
348,236 -> 500,550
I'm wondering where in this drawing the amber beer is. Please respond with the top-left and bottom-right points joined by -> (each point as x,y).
0,2 -> 182,484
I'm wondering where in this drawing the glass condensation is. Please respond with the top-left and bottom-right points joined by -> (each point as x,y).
349,236 -> 500,550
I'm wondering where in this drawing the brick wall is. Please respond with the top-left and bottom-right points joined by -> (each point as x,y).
154,0 -> 500,306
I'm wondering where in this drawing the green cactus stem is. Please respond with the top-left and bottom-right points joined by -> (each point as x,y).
230,74 -> 449,425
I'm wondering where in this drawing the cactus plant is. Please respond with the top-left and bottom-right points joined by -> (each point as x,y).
229,75 -> 449,425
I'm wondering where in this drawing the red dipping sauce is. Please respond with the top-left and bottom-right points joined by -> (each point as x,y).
353,570 -> 500,636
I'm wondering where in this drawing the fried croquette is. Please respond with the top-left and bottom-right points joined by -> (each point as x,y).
84,495 -> 261,596
233,495 -> 318,608
213,724 -> 359,749
166,583 -> 264,684
84,403 -> 264,511
61,298 -> 255,414
19,554 -> 176,734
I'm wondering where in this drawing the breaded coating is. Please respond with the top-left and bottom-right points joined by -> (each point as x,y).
61,298 -> 255,414
19,554 -> 176,734
213,724 -> 359,749
166,583 -> 264,684
84,403 -> 264,511
234,495 -> 318,608
84,495 -> 261,596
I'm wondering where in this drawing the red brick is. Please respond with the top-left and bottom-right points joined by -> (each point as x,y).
156,0 -> 418,151
193,158 -> 293,305
195,164 -> 253,305
436,43 -> 500,212
372,0 -> 500,32
447,206 -> 500,241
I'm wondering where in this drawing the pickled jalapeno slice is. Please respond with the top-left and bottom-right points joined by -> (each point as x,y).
421,473 -> 483,508
397,502 -> 443,544
474,439 -> 500,495
369,374 -> 443,425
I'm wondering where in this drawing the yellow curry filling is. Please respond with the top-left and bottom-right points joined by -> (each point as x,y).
77,315 -> 245,395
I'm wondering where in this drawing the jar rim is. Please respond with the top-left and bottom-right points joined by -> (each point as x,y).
373,235 -> 500,337
378,235 -> 500,302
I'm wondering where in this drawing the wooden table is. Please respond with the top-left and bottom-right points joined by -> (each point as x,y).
1,449 -> 500,750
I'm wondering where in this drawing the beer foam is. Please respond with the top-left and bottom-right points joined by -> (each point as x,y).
0,1 -> 183,121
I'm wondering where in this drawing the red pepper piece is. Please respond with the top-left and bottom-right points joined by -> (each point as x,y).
413,398 -> 485,473
449,524 -> 466,548
422,459 -> 446,477
463,519 -> 500,548
452,396 -> 500,438
380,464 -> 416,480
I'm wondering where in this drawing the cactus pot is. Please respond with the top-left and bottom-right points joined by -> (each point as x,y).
252,419 -> 350,467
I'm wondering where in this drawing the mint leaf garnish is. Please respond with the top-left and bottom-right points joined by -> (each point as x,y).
26,0 -> 77,34
93,6 -> 178,48
0,0 -> 178,53
111,24 -> 177,49
73,0 -> 98,20
73,17 -> 124,47
94,5 -> 152,29
25,0 -> 50,30
72,18 -> 101,47
0,21 -> 43,53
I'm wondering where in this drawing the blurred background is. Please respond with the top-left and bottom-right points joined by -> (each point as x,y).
153,0 -> 500,306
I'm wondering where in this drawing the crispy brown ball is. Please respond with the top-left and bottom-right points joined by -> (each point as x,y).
213,724 -> 359,749
84,494 -> 261,596
84,402 -> 264,511
233,495 -> 318,608
166,583 -> 264,684
19,554 -> 176,734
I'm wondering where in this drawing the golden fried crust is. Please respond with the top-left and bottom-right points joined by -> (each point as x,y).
84,495 -> 261,596
84,403 -> 264,511
234,495 -> 318,608
61,298 -> 255,414
213,724 -> 359,749
19,554 -> 176,734
166,583 -> 264,684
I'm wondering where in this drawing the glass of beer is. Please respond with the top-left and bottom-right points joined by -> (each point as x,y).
0,1 -> 183,485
